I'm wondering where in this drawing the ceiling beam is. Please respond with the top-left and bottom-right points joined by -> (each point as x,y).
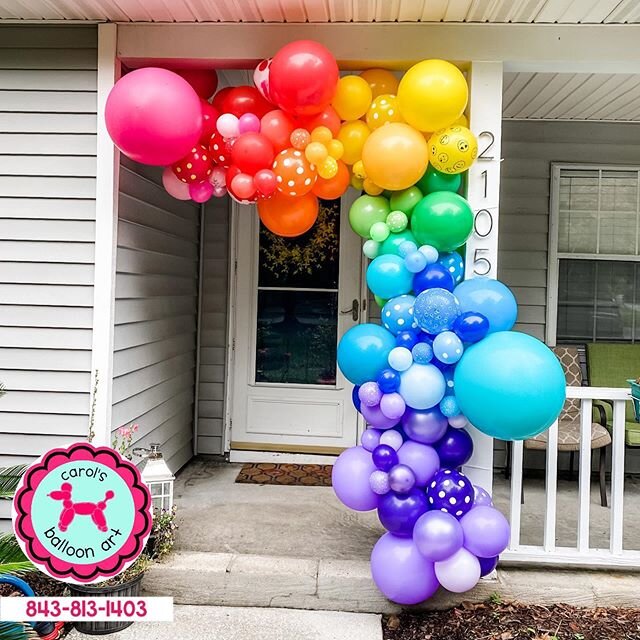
117,22 -> 640,74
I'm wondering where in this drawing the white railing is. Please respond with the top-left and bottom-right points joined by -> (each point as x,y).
502,386 -> 640,569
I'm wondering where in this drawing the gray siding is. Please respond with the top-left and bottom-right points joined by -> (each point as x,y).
0,25 -> 97,472
112,157 -> 200,473
197,198 -> 230,455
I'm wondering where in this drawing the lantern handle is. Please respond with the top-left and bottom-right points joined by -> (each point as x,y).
132,443 -> 162,459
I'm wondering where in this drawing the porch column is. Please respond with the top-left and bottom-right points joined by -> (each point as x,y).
462,61 -> 503,492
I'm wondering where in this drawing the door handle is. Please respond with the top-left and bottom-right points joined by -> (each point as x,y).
340,299 -> 359,322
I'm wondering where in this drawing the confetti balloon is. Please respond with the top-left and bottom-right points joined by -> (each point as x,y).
366,94 -> 404,130
381,295 -> 417,334
428,126 -> 478,174
413,288 -> 460,334
426,469 -> 474,518
272,148 -> 317,196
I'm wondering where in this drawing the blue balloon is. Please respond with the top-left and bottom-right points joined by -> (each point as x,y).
377,369 -> 401,394
453,278 -> 517,333
396,330 -> 419,350
404,251 -> 427,274
382,295 -> 417,335
337,323 -> 396,385
439,395 -> 460,417
433,331 -> 464,365
413,288 -> 460,334
352,385 -> 362,411
454,331 -> 566,440
411,342 -> 433,364
399,363 -> 446,410
453,311 -> 490,343
367,255 -> 413,300
412,263 -> 455,295
438,251 -> 465,284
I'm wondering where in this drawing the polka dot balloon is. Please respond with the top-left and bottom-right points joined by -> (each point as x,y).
438,251 -> 465,284
365,94 -> 404,130
208,130 -> 231,167
433,331 -> 464,364
426,469 -> 474,519
381,295 -> 417,334
172,144 -> 213,184
272,148 -> 317,196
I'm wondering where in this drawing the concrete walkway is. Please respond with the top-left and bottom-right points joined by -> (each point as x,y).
69,605 -> 382,639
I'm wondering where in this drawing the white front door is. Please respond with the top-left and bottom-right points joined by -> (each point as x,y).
229,194 -> 362,454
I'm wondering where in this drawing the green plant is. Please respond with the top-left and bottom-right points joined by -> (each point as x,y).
0,464 -> 28,500
149,505 -> 178,561
0,622 -> 38,640
90,553 -> 152,589
488,592 -> 503,605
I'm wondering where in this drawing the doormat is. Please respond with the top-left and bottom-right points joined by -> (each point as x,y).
235,463 -> 333,487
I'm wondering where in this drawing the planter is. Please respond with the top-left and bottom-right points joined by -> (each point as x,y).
68,573 -> 144,636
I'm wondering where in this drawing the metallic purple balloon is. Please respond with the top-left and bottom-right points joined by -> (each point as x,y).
473,484 -> 494,507
388,464 -> 416,494
361,428 -> 382,452
402,407 -> 449,444
397,441 -> 440,487
434,427 -> 474,468
361,403 -> 399,430
359,381 -> 383,407
377,487 -> 429,537
478,555 -> 499,577
460,506 -> 510,558
332,446 -> 378,511
369,470 -> 390,495
372,444 -> 399,471
426,469 -> 474,518
413,510 -> 464,561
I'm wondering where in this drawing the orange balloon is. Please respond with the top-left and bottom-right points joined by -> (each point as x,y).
258,191 -> 319,237
312,160 -> 350,200
359,68 -> 399,98
272,148 -> 317,196
296,105 -> 342,137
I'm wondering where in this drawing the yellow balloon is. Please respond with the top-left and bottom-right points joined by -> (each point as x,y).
318,156 -> 338,179
326,138 -> 344,160
352,160 -> 367,180
359,68 -> 399,99
305,141 -> 328,165
331,75 -> 373,121
311,126 -> 333,145
397,60 -> 468,132
363,178 -> 384,196
428,125 -> 478,174
350,173 -> 364,190
361,122 -> 428,191
365,94 -> 404,130
455,113 -> 469,127
337,120 -> 371,165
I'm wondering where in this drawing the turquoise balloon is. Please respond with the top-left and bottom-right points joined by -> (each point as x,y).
367,254 -> 413,300
337,324 -> 396,386
454,331 -> 566,440
380,229 -> 417,256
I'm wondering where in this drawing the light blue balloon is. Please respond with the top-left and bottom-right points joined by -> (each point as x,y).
453,278 -> 517,333
399,363 -> 446,410
439,395 -> 460,418
382,295 -> 417,335
418,245 -> 439,265
398,240 -> 418,258
413,288 -> 460,334
388,346 -> 413,372
404,251 -> 427,274
411,342 -> 433,364
454,331 -> 566,440
337,324 -> 396,386
367,254 -> 413,300
438,251 -> 464,284
433,331 -> 464,364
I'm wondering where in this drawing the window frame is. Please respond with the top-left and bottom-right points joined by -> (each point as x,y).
546,162 -> 640,346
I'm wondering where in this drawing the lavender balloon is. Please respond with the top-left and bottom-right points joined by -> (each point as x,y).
460,506 -> 510,558
361,428 -> 382,452
397,441 -> 440,487
434,548 -> 481,593
371,533 -> 440,605
379,429 -> 404,451
377,487 -> 429,537
388,464 -> 416,494
473,484 -> 494,507
402,407 -> 448,444
413,511 -> 464,562
478,555 -> 499,577
332,446 -> 378,511
372,444 -> 398,471
361,403 -> 399,430
359,381 -> 383,407
435,427 -> 474,468
426,469 -> 474,518
380,392 -> 407,420
369,470 -> 390,495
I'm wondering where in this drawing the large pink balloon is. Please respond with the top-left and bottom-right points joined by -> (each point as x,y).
105,68 -> 203,166
162,167 -> 190,200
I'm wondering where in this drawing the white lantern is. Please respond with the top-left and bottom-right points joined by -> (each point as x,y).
133,443 -> 175,512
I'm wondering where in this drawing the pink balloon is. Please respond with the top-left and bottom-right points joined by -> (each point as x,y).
238,113 -> 261,134
162,167 -> 190,200
254,169 -> 277,196
216,113 -> 240,139
189,181 -> 214,203
209,165 -> 227,188
231,173 -> 256,200
105,68 -> 202,166
212,185 -> 227,198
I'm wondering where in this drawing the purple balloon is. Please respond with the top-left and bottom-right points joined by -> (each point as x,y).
379,429 -> 404,451
435,427 -> 474,468
426,469 -> 474,518
359,381 -> 383,407
388,464 -> 416,494
369,470 -> 390,495
380,392 -> 406,420
413,510 -> 464,562
434,547 -> 480,593
361,427 -> 382,452
460,506 -> 510,558
402,407 -> 448,444
361,403 -> 399,430
478,555 -> 499,577
473,484 -> 494,507
377,487 -> 429,537
371,533 -> 440,605
332,446 -> 378,511
397,441 -> 440,487
372,444 -> 399,471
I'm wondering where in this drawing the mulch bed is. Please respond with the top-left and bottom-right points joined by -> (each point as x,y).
383,601 -> 640,640
0,572 -> 66,597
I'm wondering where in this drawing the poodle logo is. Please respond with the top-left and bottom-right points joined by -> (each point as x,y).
12,442 -> 152,584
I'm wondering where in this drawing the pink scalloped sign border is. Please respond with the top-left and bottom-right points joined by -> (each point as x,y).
12,442 -> 152,584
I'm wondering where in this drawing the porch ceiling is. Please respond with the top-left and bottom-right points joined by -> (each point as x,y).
0,0 -> 639,24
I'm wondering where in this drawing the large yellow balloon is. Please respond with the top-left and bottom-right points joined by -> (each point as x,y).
361,122 -> 429,191
428,125 -> 478,174
332,75 -> 373,121
360,68 -> 399,98
366,94 -> 404,130
397,60 -> 468,132
337,120 -> 371,165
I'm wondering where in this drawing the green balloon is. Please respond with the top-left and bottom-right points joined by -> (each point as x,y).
411,191 -> 473,252
374,295 -> 388,308
348,195 -> 390,239
389,186 -> 423,215
380,228 -> 417,256
417,165 -> 462,194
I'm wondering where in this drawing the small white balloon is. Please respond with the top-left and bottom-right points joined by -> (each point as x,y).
388,347 -> 413,372
448,414 -> 468,429
379,430 -> 403,451
434,548 -> 481,593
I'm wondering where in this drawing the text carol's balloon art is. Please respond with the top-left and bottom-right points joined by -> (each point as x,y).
104,43 -> 567,605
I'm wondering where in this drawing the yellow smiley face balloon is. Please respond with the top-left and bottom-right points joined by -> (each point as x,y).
365,94 -> 404,130
428,125 -> 478,174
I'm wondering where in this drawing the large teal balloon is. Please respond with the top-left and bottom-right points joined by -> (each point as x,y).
367,254 -> 413,299
454,331 -> 566,440
380,229 -> 417,256
337,324 -> 396,385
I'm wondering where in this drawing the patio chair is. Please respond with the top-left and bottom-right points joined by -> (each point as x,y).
523,346 -> 611,507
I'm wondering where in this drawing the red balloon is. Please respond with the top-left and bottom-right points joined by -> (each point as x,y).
200,100 -> 220,145
175,69 -> 218,100
254,169 -> 277,196
230,173 -> 256,200
258,191 -> 319,237
269,40 -> 339,116
172,145 -> 213,184
260,110 -> 297,152
208,130 -> 231,167
297,105 -> 341,137
212,87 -> 233,112
230,132 -> 274,175
217,85 -> 273,119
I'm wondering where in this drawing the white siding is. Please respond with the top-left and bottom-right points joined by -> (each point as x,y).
197,198 -> 230,455
0,25 -> 97,469
112,157 -> 200,473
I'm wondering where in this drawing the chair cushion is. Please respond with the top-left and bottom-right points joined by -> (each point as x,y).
552,346 -> 583,420
625,421 -> 640,447
524,418 -> 612,452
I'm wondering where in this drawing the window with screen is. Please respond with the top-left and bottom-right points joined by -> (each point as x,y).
553,166 -> 640,343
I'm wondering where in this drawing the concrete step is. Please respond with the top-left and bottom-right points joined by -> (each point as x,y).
142,551 -> 640,614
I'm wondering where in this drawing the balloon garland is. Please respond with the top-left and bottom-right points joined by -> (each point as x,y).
104,41 -> 567,605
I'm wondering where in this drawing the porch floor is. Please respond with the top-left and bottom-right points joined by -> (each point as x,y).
173,458 -> 640,559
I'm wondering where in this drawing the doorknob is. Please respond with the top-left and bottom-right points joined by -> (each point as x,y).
341,298 -> 359,321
